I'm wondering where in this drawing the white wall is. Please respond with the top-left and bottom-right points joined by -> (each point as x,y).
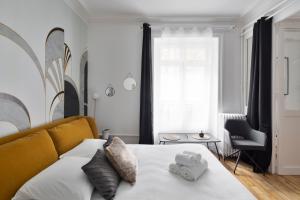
88,22 -> 141,139
88,22 -> 241,139
0,0 -> 87,137
221,30 -> 242,113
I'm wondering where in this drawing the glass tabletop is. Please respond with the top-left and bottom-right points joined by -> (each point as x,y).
158,133 -> 221,143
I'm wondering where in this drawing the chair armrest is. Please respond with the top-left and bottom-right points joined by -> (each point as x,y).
249,129 -> 267,148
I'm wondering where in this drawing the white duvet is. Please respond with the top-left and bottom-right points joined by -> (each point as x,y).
91,144 -> 256,200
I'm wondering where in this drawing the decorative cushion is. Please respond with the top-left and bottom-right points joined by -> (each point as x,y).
13,157 -> 93,200
60,139 -> 107,159
105,137 -> 137,184
48,118 -> 94,155
82,149 -> 121,200
0,131 -> 58,200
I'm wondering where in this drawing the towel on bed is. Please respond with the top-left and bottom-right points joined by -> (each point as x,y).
169,159 -> 208,182
169,163 -> 181,175
175,151 -> 202,166
180,159 -> 208,181
183,151 -> 202,160
169,151 -> 208,181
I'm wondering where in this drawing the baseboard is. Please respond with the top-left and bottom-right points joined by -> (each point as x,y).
111,134 -> 139,144
277,166 -> 300,175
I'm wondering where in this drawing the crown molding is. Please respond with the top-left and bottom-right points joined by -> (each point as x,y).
272,0 -> 300,23
63,0 -> 89,24
88,15 -> 240,24
240,0 -> 297,30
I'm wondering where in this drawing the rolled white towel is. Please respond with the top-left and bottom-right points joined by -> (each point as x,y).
169,163 -> 181,175
179,159 -> 208,181
175,152 -> 201,167
183,151 -> 202,160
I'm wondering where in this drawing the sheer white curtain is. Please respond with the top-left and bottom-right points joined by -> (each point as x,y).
153,27 -> 219,143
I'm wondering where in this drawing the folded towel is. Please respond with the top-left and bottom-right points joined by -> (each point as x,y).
169,163 -> 181,175
180,159 -> 208,181
175,152 -> 201,166
183,151 -> 202,160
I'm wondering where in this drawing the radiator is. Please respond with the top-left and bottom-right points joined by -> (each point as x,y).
217,113 -> 246,158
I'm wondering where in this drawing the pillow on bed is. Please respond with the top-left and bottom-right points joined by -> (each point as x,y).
13,157 -> 93,200
60,138 -> 107,158
105,137 -> 137,184
48,118 -> 94,155
82,149 -> 121,200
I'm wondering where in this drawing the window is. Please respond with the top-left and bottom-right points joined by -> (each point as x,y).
153,36 -> 219,137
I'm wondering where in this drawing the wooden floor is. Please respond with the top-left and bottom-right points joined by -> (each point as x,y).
221,159 -> 300,200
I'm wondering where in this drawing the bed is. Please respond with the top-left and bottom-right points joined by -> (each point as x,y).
91,143 -> 255,200
0,116 -> 256,200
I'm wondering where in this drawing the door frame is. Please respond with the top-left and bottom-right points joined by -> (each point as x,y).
272,21 -> 300,174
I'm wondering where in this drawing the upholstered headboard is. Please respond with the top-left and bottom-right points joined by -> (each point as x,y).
0,116 -> 99,200
0,116 -> 99,145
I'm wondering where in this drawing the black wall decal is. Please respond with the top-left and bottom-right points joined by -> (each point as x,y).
84,62 -> 88,116
64,80 -> 79,118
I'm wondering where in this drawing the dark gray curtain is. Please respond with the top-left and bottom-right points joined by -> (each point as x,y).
246,17 -> 272,172
139,23 -> 154,144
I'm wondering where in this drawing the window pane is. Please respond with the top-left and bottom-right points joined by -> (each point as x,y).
154,37 -> 218,133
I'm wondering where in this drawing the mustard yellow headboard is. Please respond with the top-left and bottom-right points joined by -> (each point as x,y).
0,116 -> 99,146
0,116 -> 99,200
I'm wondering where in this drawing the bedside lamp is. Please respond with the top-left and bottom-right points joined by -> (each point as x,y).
92,92 -> 100,119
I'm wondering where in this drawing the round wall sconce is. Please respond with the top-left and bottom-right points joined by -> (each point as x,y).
105,84 -> 115,97
123,73 -> 137,91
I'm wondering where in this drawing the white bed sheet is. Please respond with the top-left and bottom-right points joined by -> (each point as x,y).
91,144 -> 256,200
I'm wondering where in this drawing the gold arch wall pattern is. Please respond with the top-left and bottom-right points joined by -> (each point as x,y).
0,22 -> 83,136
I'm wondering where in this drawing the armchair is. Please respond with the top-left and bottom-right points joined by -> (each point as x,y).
224,118 -> 267,174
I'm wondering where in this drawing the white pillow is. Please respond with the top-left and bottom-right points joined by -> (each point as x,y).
60,139 -> 107,159
13,157 -> 93,200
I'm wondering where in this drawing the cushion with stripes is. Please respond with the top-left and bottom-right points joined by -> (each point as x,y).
82,149 -> 121,200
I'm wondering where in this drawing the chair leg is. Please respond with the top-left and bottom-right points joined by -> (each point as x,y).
243,151 -> 265,175
224,150 -> 240,161
234,151 -> 241,174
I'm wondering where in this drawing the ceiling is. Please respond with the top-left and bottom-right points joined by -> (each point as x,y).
78,0 -> 261,20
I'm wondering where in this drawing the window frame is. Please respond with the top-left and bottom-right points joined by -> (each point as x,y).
152,30 -> 223,113
242,31 -> 253,113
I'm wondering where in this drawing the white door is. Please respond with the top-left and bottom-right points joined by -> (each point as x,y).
274,26 -> 300,175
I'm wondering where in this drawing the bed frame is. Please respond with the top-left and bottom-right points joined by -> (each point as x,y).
0,116 -> 99,200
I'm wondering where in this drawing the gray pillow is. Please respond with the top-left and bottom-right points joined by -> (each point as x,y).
82,149 -> 120,200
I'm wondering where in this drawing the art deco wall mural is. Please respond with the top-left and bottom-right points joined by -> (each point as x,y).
80,51 -> 88,116
64,43 -> 80,118
0,23 -> 45,88
0,23 -> 45,137
45,28 -> 65,122
0,22 -> 85,137
0,93 -> 31,132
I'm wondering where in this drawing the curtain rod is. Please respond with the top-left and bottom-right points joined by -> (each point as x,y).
140,23 -> 236,30
241,0 -> 290,31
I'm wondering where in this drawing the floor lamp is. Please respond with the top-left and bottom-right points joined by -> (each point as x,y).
92,92 -> 99,119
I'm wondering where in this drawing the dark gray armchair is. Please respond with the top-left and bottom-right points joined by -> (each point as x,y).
224,118 -> 267,174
